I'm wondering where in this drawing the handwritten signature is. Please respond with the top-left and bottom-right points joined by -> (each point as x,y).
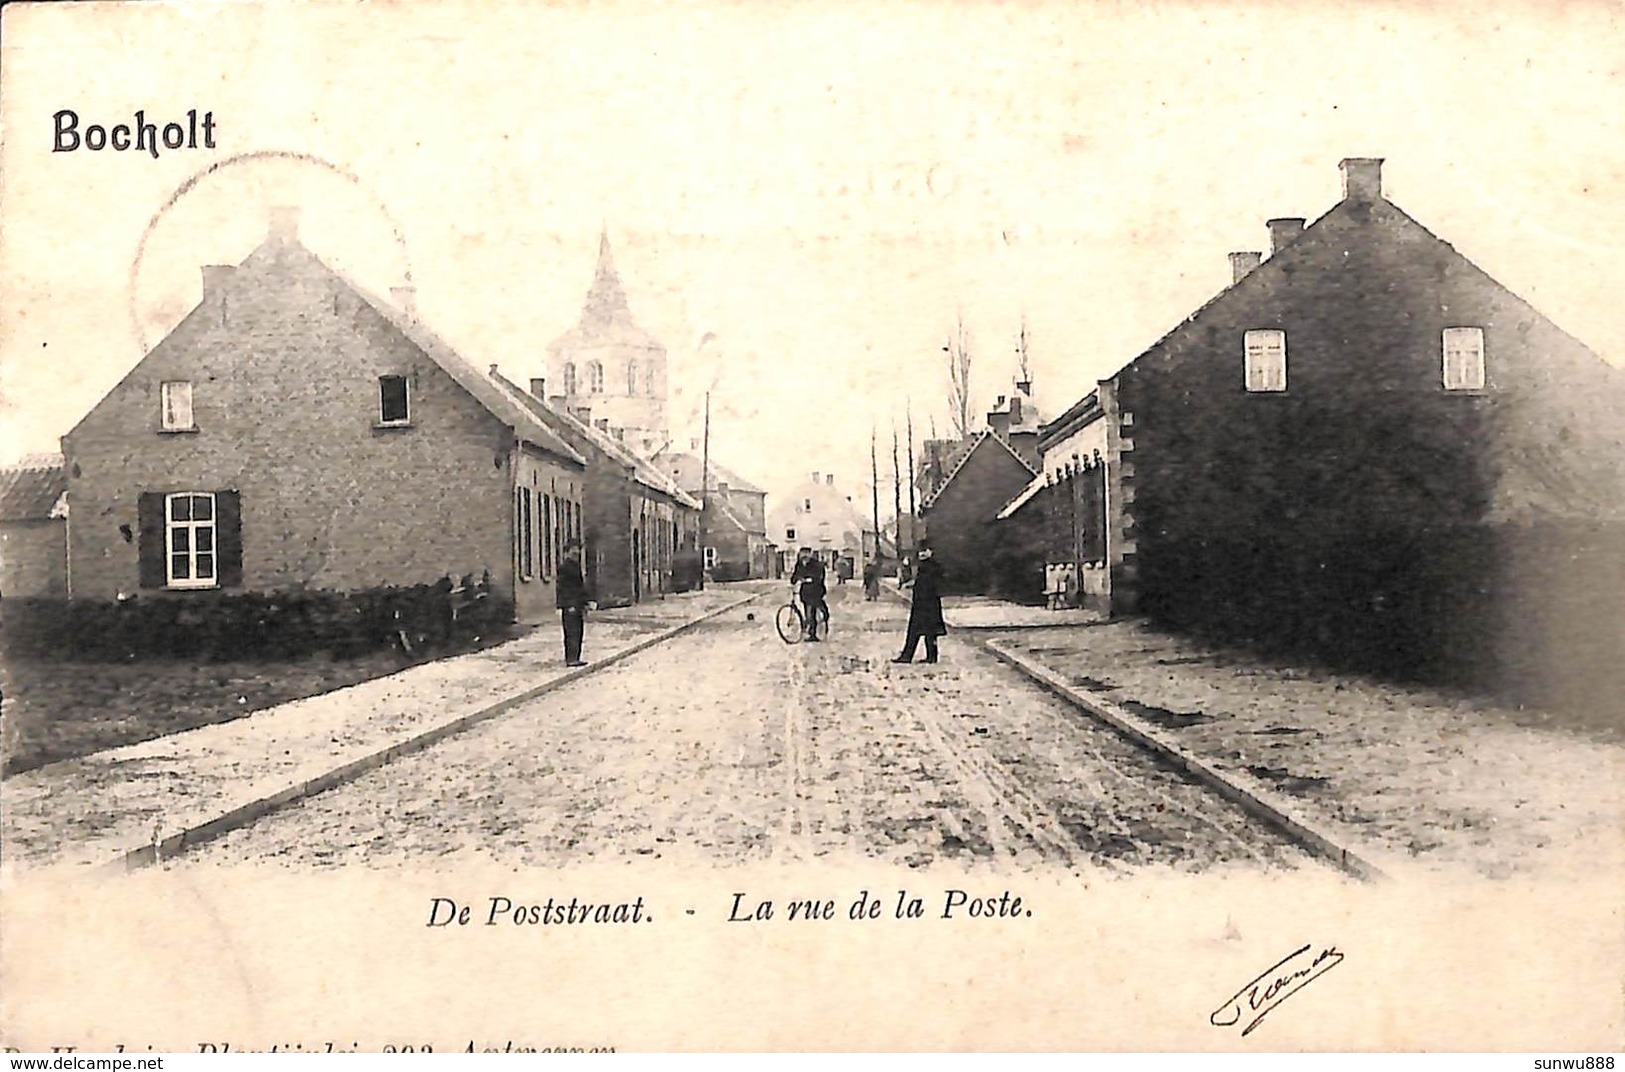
1210,943 -> 1345,1037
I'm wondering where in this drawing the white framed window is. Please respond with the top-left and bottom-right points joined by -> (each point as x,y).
378,375 -> 410,425
165,492 -> 217,589
160,381 -> 195,431
785,527 -> 796,541
1443,327 -> 1486,390
1244,330 -> 1287,392
703,546 -> 718,569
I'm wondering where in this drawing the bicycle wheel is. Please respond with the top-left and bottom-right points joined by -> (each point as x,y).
775,603 -> 805,644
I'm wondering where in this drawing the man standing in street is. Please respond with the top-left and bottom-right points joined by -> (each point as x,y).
893,545 -> 946,664
558,541 -> 592,667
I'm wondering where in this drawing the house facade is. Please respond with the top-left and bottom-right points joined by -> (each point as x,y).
60,210 -> 587,625
768,471 -> 884,581
659,451 -> 772,579
489,370 -> 701,606
0,456 -> 68,597
1029,157 -> 1625,704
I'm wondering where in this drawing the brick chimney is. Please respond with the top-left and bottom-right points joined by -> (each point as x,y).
986,395 -> 1011,439
811,471 -> 820,484
1340,157 -> 1384,202
1267,218 -> 1305,256
390,286 -> 416,316
529,378 -> 546,399
268,205 -> 299,243
1229,251 -> 1263,283
826,474 -> 834,486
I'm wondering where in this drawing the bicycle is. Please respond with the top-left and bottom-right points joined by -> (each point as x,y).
775,590 -> 830,644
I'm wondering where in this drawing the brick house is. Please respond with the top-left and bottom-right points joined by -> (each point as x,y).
488,369 -> 701,606
60,209 -> 588,625
0,455 -> 68,597
1024,157 -> 1625,705
918,385 -> 1041,597
658,451 -> 772,579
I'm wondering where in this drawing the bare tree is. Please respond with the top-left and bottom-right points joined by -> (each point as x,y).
943,312 -> 973,439
1015,314 -> 1032,386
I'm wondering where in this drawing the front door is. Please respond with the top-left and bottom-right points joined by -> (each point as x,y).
632,529 -> 642,603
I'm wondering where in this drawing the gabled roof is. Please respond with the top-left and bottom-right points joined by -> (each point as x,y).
1038,390 -> 1104,451
0,456 -> 66,522
65,233 -> 587,469
656,451 -> 766,496
919,429 -> 1039,511
705,494 -> 753,534
995,471 -> 1048,521
486,369 -> 700,510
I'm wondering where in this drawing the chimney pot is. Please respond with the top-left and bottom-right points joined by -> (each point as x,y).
1339,157 -> 1384,202
811,471 -> 820,484
1229,251 -> 1263,283
391,286 -> 416,315
268,205 -> 300,242
826,474 -> 834,485
1266,218 -> 1306,256
529,378 -> 546,398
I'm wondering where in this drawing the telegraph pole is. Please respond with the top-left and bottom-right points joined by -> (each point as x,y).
870,427 -> 882,567
698,390 -> 710,591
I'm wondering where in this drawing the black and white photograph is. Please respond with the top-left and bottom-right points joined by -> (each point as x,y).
1,0 -> 1621,1053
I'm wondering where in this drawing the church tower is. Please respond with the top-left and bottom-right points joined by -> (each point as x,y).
546,231 -> 669,456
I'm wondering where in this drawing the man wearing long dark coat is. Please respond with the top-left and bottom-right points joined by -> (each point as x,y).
557,541 -> 592,667
893,546 -> 946,663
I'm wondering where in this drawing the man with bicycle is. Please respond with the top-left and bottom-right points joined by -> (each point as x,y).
790,547 -> 829,642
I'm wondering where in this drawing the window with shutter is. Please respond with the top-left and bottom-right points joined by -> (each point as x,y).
1244,330 -> 1287,392
541,494 -> 554,581
1443,327 -> 1486,390
164,492 -> 218,588
517,487 -> 534,580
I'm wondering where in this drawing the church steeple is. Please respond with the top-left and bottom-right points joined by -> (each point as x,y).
583,228 -> 633,327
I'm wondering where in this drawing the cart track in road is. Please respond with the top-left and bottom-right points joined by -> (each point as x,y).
180,588 -> 1313,872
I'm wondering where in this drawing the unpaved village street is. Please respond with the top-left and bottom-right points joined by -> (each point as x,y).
185,587 -> 1309,872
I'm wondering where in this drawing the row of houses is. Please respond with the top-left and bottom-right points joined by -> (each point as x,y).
918,157 -> 1625,706
0,210 -> 774,619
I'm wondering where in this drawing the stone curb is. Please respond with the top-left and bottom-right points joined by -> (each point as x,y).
106,591 -> 765,875
977,636 -> 1390,883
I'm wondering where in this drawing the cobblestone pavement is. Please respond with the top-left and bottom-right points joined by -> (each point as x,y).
184,586 -> 1309,872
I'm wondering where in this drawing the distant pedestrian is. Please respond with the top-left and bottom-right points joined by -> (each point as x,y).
862,558 -> 881,601
893,546 -> 946,664
558,541 -> 592,667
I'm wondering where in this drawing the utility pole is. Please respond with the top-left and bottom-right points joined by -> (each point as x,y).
905,403 -> 917,554
870,427 -> 881,569
698,390 -> 710,591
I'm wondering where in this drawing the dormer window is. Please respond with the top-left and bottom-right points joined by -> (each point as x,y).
160,381 -> 194,431
378,375 -> 410,425
1244,330 -> 1287,392
1443,327 -> 1486,390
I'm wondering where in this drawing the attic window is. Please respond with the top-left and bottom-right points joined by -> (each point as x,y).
378,375 -> 410,425
160,381 -> 195,431
1244,330 -> 1287,392
1443,327 -> 1486,391
786,527 -> 796,541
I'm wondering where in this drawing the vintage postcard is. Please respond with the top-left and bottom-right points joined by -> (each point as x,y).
1,0 -> 1622,1053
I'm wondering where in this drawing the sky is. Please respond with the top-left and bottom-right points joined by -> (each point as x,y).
3,0 -> 1624,507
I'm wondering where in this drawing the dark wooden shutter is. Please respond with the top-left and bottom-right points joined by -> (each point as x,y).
137,492 -> 165,589
216,490 -> 243,587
